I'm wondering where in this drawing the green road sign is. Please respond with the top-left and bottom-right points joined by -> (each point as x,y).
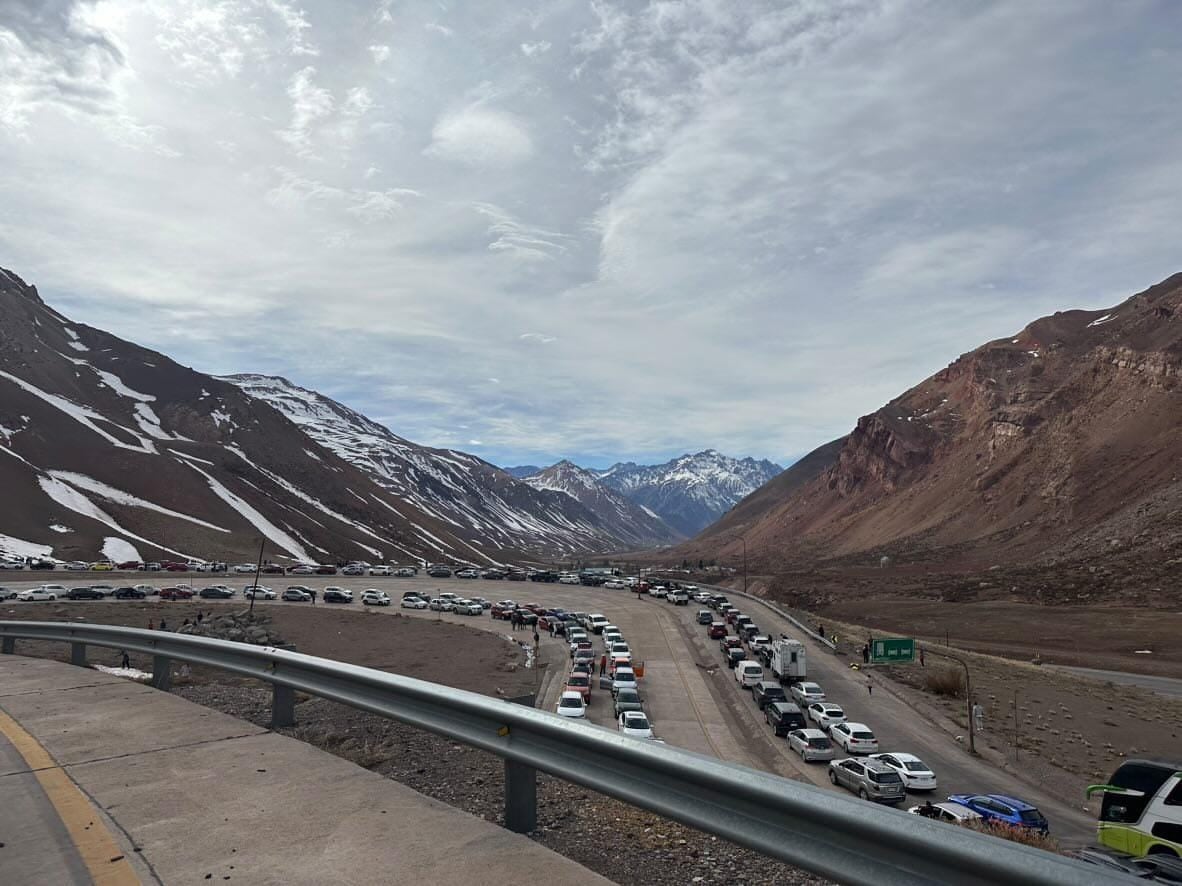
871,637 -> 915,664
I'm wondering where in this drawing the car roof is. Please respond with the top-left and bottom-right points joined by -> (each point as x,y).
559,691 -> 583,700
798,728 -> 828,738
621,710 -> 646,721
843,721 -> 870,729
884,752 -> 923,763
983,794 -> 1039,810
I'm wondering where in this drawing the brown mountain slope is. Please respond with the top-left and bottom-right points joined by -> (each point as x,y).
0,267 -> 515,566
680,273 -> 1182,578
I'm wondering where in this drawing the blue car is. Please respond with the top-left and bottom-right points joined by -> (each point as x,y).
946,794 -> 1049,833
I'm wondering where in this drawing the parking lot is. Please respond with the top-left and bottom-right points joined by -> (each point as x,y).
0,571 -> 1096,845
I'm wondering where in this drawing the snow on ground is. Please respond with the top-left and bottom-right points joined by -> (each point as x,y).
93,665 -> 152,682
1087,313 -> 1115,328
49,524 -> 70,533
178,460 -> 312,561
0,369 -> 156,453
36,474 -> 195,559
95,369 -> 154,402
210,409 -> 233,428
47,470 -> 230,532
168,449 -> 214,466
101,537 -> 142,563
0,533 -> 53,560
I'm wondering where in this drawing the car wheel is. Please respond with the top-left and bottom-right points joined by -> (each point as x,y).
828,770 -> 837,784
858,788 -> 869,801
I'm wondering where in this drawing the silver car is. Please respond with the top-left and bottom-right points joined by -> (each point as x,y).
787,728 -> 836,762
828,758 -> 906,805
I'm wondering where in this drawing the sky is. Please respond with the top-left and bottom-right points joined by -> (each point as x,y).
1,0 -> 1180,471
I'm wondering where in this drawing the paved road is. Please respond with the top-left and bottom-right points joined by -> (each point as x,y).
1047,665 -> 1182,700
3,573 -> 1098,846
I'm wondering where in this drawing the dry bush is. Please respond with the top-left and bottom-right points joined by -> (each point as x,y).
924,666 -> 965,698
967,820 -> 1060,853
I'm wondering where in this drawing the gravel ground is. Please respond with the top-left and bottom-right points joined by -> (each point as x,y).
172,685 -> 827,886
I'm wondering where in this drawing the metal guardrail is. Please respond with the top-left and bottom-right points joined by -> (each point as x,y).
0,620 -> 1126,886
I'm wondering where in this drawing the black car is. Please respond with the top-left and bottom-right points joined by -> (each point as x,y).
725,647 -> 747,669
751,680 -> 788,711
67,586 -> 106,600
765,701 -> 807,736
710,595 -> 729,609
198,587 -> 234,599
426,566 -> 452,578
697,609 -> 714,625
323,588 -> 353,603
114,586 -> 147,599
30,560 -> 55,570
529,570 -> 558,583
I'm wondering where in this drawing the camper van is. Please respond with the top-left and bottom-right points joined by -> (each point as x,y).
1088,760 -> 1182,858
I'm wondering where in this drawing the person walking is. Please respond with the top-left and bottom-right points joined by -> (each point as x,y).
866,676 -> 873,696
159,618 -> 168,632
197,610 -> 204,623
120,649 -> 130,669
599,653 -> 607,676
919,646 -> 925,667
148,618 -> 155,631
972,701 -> 985,734
862,643 -> 870,665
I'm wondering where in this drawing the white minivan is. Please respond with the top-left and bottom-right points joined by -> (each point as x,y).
735,661 -> 764,690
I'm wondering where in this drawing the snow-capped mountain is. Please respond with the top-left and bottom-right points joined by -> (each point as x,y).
523,461 -> 682,547
223,375 -> 637,556
595,450 -> 783,536
0,266 -> 486,566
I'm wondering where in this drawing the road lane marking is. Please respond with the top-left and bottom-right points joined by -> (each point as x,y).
0,707 -> 140,886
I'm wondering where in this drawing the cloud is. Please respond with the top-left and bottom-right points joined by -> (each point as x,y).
520,40 -> 551,56
425,105 -> 533,168
278,65 -> 333,154
472,203 -> 569,261
519,333 -> 557,344
425,22 -> 453,37
368,43 -> 390,63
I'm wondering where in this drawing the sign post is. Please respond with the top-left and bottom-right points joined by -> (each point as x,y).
870,637 -> 916,664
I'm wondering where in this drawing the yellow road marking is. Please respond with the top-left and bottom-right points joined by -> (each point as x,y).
0,707 -> 140,885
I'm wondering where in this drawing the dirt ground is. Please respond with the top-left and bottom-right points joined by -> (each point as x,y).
809,597 -> 1182,677
810,609 -> 1182,810
0,601 -> 536,697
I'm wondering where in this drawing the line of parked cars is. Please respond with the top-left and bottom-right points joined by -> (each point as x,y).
695,593 -> 1050,831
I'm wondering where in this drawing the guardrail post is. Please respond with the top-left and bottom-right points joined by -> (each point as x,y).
504,759 -> 537,834
152,656 -> 172,690
70,642 -> 87,667
271,683 -> 295,728
1,637 -> 14,654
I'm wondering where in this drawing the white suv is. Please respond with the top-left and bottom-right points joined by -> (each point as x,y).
587,614 -> 609,634
361,590 -> 391,606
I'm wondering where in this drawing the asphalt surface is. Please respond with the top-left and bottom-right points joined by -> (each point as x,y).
1046,664 -> 1182,700
2,571 -> 1098,846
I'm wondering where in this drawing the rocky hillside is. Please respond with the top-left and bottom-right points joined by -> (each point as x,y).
523,461 -> 682,547
596,450 -> 783,536
224,375 -> 638,556
682,273 -> 1182,581
0,267 -> 527,566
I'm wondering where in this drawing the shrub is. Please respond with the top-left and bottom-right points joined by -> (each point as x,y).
967,820 -> 1060,853
924,666 -> 965,698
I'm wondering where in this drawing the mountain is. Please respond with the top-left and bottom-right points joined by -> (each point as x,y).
523,461 -> 682,547
683,273 -> 1182,585
222,375 -> 638,556
595,450 -> 784,536
503,465 -> 542,479
0,266 -> 496,566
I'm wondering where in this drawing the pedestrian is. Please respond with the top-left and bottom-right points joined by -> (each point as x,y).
919,800 -> 937,819
862,643 -> 870,665
919,646 -> 925,667
549,621 -> 555,638
818,623 -> 825,639
159,618 -> 168,631
183,617 -> 191,627
197,610 -> 204,623
120,649 -> 130,669
148,618 -> 155,631
972,701 -> 985,734
532,629 -> 540,646
599,654 -> 607,676
310,589 -> 317,605
867,677 -> 873,696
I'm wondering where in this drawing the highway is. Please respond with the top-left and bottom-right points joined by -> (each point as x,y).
2,572 -> 1098,847
1047,664 -> 1182,700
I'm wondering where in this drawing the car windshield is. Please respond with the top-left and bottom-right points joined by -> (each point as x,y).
853,731 -> 875,740
626,715 -> 650,729
827,707 -> 844,716
904,761 -> 930,772
615,671 -> 635,681
559,697 -> 582,709
617,690 -> 639,702
1019,808 -> 1045,823
568,676 -> 589,687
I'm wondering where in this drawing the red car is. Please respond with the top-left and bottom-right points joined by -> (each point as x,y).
315,565 -> 338,575
159,587 -> 194,600
565,670 -> 592,703
491,606 -> 514,620
262,564 -> 286,574
117,560 -> 142,570
164,562 -> 189,572
708,622 -> 728,639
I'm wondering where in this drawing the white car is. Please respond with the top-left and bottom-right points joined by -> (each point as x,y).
558,573 -> 580,585
788,728 -> 837,762
288,564 -> 316,575
587,614 -> 609,634
18,587 -> 59,601
790,682 -> 826,705
608,642 -> 631,657
429,597 -> 455,612
361,590 -> 391,606
617,711 -> 654,739
233,563 -> 258,574
400,596 -> 428,609
807,702 -> 847,731
453,599 -> 483,616
368,565 -> 392,576
692,591 -> 713,603
611,667 -> 638,695
649,586 -> 667,598
735,661 -> 764,689
908,802 -> 981,825
870,753 -> 938,792
555,691 -> 586,718
0,587 -> 17,599
831,722 -> 880,755
0,560 -> 26,570
602,579 -> 626,589
243,586 -> 276,599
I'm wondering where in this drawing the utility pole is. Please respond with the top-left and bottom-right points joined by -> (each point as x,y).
249,538 -> 264,615
924,647 -> 976,755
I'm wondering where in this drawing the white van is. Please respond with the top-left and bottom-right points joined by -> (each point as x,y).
735,661 -> 764,690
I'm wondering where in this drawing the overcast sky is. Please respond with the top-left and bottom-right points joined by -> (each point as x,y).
2,1 -> 1179,469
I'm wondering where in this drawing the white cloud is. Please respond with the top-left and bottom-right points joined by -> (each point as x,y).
519,333 -> 557,344
278,65 -> 333,154
368,43 -> 390,63
426,106 -> 533,168
520,40 -> 551,56
425,22 -> 453,37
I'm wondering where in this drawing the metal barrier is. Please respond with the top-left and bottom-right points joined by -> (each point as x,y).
0,620 -> 1126,885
